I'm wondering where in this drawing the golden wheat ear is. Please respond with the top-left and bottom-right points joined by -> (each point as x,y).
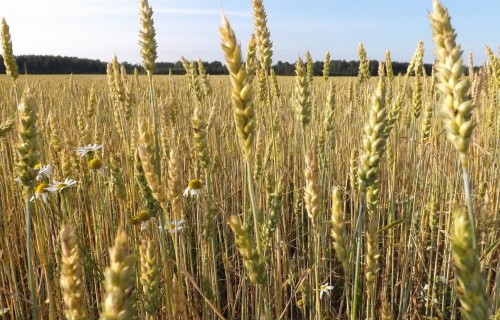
1,17 -> 19,82
451,209 -> 489,320
60,224 -> 88,320
139,240 -> 161,317
139,0 -> 157,76
100,229 -> 136,320
219,13 -> 255,159
228,215 -> 267,286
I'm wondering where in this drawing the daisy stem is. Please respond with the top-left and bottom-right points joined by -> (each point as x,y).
25,192 -> 39,319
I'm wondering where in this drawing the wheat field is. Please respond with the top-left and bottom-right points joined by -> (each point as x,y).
1,1 -> 500,319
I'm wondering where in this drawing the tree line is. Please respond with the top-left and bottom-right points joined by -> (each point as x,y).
0,54 -> 434,76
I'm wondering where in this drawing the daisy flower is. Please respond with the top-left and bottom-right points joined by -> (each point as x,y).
30,182 -> 50,203
89,158 -> 106,175
46,178 -> 78,192
130,210 -> 154,231
159,219 -> 185,233
75,144 -> 103,159
34,164 -> 52,181
317,282 -> 334,299
183,179 -> 203,198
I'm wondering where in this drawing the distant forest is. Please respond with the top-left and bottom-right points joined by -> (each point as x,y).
0,54 -> 435,76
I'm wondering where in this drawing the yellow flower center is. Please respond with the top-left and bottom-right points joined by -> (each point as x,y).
89,158 -> 103,170
137,210 -> 151,221
188,179 -> 203,190
296,299 -> 304,309
34,164 -> 42,170
36,183 -> 49,193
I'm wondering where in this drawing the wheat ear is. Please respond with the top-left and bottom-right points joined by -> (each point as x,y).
1,18 -> 19,82
139,240 -> 161,317
139,0 -> 157,76
331,187 -> 350,276
357,43 -> 370,84
323,51 -> 331,81
219,14 -> 255,159
100,229 -> 136,319
430,0 -> 475,169
430,0 -> 478,248
60,224 -> 88,320
0,117 -> 14,138
228,215 -> 267,286
252,0 -> 273,72
451,209 -> 488,320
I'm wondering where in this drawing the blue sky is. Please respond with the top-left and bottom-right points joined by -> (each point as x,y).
2,0 -> 499,65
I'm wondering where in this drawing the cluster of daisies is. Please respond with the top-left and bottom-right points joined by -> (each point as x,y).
29,144 -> 103,203
27,143 -> 205,235
130,210 -> 186,233
76,143 -> 106,174
129,179 -> 204,232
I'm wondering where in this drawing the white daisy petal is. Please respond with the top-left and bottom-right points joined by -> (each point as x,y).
75,144 -> 103,158
36,164 -> 52,180
317,282 -> 334,300
159,219 -> 186,233
46,178 -> 78,192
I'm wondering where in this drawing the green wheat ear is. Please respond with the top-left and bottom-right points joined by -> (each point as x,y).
139,0 -> 158,76
252,0 -> 273,72
451,209 -> 488,320
100,229 -> 136,320
16,89 -> 39,189
228,215 -> 267,286
139,240 -> 161,316
1,17 -> 19,82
